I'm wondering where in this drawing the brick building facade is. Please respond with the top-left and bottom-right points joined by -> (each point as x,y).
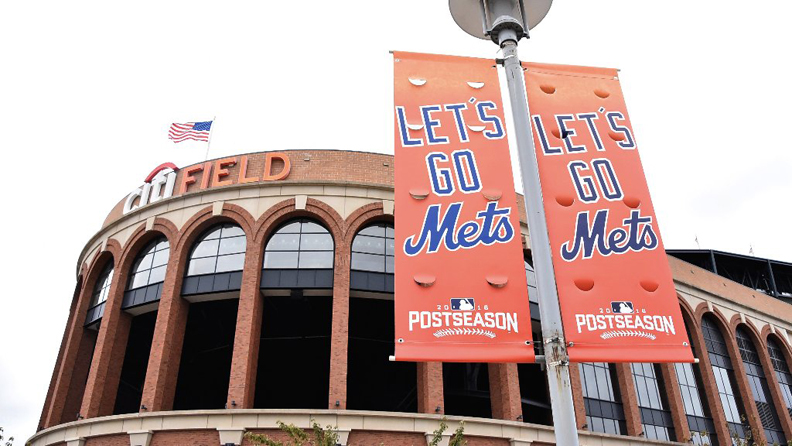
30,150 -> 792,446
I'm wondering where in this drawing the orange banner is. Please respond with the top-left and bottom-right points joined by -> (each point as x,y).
393,52 -> 534,363
524,63 -> 693,363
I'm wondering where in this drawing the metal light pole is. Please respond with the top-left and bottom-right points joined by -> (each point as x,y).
448,2 -> 580,445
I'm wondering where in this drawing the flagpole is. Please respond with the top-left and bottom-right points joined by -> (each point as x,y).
204,115 -> 216,161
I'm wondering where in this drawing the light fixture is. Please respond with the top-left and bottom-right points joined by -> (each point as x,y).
140,405 -> 147,411
449,0 -> 552,43
335,400 -> 340,407
435,406 -> 442,413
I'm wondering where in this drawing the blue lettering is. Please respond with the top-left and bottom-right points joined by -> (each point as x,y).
560,210 -> 658,261
577,113 -> 604,151
606,112 -> 636,149
421,105 -> 449,144
532,115 -> 562,155
426,153 -> 454,196
556,114 -> 586,153
476,101 -> 504,139
444,103 -> 469,142
404,202 -> 515,256
395,106 -> 423,147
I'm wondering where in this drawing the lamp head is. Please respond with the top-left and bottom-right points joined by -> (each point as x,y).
449,0 -> 552,44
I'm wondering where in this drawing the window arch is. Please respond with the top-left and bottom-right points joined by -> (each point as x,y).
768,337 -> 792,419
86,261 -> 114,326
735,327 -> 786,444
182,224 -> 246,295
350,223 -> 394,293
261,219 -> 334,289
123,237 -> 170,309
701,315 -> 748,441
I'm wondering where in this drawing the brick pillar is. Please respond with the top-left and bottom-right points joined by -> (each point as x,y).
39,281 -> 82,430
80,265 -> 132,418
756,337 -> 792,439
226,241 -> 264,409
724,329 -> 768,444
489,363 -> 522,421
614,363 -> 642,437
139,253 -> 188,412
658,363 -> 691,443
328,237 -> 351,409
62,330 -> 97,421
569,363 -> 588,430
687,319 -> 732,443
40,277 -> 91,428
418,362 -> 444,414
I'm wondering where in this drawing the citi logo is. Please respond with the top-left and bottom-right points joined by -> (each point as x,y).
123,163 -> 179,215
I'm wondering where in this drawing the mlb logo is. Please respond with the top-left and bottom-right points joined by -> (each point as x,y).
611,301 -> 634,314
451,298 -> 475,311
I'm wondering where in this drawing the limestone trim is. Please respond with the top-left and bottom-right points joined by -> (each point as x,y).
27,409 -> 688,446
79,180 -> 395,277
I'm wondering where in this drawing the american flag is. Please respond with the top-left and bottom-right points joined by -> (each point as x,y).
168,121 -> 213,143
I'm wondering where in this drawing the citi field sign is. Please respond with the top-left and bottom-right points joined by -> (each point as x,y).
123,152 -> 291,215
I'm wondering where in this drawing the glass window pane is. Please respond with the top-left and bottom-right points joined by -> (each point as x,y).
218,236 -> 247,255
221,225 -> 244,238
386,237 -> 395,256
135,253 -> 154,272
148,265 -> 167,284
359,225 -> 385,237
191,239 -> 219,258
151,248 -> 169,267
278,221 -> 301,233
155,240 -> 169,251
298,251 -> 334,268
352,235 -> 385,255
264,251 -> 298,269
352,253 -> 385,272
267,234 -> 300,251
216,253 -> 245,273
385,225 -> 395,238
188,257 -> 217,276
386,255 -> 394,273
300,233 -> 333,251
202,227 -> 222,240
595,366 -> 612,401
130,271 -> 150,289
301,221 -> 328,233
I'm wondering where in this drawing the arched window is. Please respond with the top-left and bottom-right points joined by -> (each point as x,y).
261,219 -> 334,289
701,316 -> 747,441
182,224 -> 246,296
350,223 -> 394,293
736,327 -> 786,444
579,362 -> 626,435
86,262 -> 114,326
675,321 -> 717,445
768,338 -> 792,419
123,237 -> 170,309
631,363 -> 675,441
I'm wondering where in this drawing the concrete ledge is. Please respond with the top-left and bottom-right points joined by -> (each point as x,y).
28,409 -> 687,446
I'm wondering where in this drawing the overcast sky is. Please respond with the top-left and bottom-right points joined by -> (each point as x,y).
2,0 -> 791,441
